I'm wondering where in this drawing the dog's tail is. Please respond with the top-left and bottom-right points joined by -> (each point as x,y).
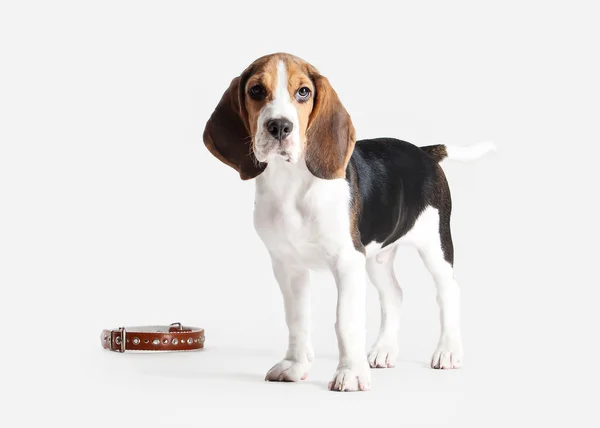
420,141 -> 497,163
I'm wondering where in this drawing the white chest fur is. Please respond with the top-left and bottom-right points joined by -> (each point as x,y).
253,157 -> 354,269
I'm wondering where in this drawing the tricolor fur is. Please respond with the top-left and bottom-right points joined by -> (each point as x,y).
203,53 -> 495,391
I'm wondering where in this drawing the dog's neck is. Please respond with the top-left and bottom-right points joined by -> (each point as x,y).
255,155 -> 317,199
252,150 -> 353,272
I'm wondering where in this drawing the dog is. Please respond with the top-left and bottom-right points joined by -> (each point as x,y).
203,52 -> 495,391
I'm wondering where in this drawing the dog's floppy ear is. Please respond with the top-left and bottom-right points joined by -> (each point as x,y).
203,75 -> 266,180
305,71 -> 355,179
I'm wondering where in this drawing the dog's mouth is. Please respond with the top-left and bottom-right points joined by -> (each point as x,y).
254,135 -> 298,163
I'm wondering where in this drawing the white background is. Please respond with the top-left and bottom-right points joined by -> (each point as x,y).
1,1 -> 599,426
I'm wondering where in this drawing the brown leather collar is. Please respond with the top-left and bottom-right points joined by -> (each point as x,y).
101,322 -> 205,352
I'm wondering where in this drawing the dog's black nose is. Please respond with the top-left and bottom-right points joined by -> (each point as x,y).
266,118 -> 293,141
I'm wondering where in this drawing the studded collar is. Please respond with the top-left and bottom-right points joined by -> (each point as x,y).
101,322 -> 205,352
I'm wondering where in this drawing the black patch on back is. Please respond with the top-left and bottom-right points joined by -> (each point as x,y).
346,138 -> 454,265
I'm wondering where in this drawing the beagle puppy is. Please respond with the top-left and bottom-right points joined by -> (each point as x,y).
203,53 -> 495,391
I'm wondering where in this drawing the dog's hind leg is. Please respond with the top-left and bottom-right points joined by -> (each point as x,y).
415,207 -> 463,369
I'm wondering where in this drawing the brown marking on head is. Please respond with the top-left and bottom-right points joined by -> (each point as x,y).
203,53 -> 355,180
283,57 -> 316,145
239,56 -> 278,141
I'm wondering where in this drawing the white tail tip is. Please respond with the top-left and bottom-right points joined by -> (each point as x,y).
445,141 -> 497,162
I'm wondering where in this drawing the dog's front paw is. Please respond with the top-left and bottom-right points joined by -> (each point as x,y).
368,341 -> 399,368
265,360 -> 310,382
328,360 -> 371,392
431,339 -> 463,369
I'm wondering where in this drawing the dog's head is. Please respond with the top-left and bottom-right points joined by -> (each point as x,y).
203,53 -> 355,180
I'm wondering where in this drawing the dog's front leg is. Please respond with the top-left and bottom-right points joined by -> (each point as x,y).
265,257 -> 314,382
328,249 -> 371,391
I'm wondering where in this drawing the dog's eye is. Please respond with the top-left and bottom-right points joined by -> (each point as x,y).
296,86 -> 311,102
249,84 -> 266,100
